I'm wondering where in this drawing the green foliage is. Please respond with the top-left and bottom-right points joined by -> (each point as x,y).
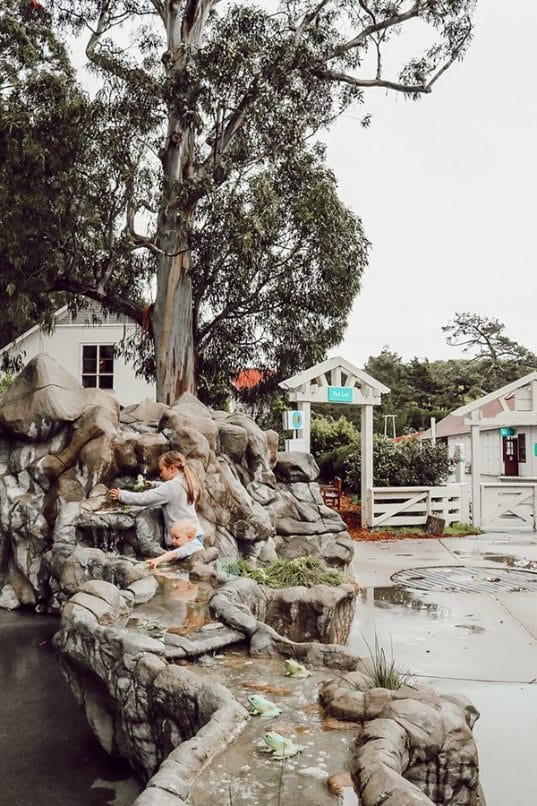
310,416 -> 450,489
230,556 -> 344,589
193,150 -> 367,404
344,436 -> 450,491
0,374 -> 14,394
311,415 -> 359,455
0,1 -> 153,355
363,633 -> 412,690
363,326 -> 537,437
311,415 -> 359,481
443,312 -> 537,388
442,522 -> 481,536
1,0 -> 476,399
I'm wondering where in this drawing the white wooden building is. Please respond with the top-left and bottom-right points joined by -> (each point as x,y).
425,373 -> 537,530
1,304 -> 155,406
426,372 -> 537,481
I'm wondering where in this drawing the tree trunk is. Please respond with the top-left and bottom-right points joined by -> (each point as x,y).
153,246 -> 196,404
152,1 -> 216,404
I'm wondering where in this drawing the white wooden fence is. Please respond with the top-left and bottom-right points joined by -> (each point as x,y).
481,483 -> 537,531
366,484 -> 470,528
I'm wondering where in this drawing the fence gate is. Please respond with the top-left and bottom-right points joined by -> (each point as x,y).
368,485 -> 470,529
481,483 -> 537,531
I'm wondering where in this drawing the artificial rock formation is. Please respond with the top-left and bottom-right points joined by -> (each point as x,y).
55,580 -> 248,801
0,354 -> 352,612
320,674 -> 480,805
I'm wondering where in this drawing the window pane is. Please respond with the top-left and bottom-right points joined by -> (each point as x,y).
82,375 -> 97,388
82,345 -> 97,374
98,345 -> 114,373
99,375 -> 113,389
99,357 -> 114,373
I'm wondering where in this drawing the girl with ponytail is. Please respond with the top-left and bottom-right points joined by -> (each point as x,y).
109,450 -> 203,547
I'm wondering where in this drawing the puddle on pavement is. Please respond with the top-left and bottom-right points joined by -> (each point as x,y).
127,571 -> 215,635
188,654 -> 358,806
454,624 -> 485,634
359,585 -> 450,618
480,553 -> 537,570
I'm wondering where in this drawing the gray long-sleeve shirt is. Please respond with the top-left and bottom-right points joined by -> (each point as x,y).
118,476 -> 201,546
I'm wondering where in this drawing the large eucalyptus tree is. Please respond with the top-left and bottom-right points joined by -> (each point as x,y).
3,0 -> 476,403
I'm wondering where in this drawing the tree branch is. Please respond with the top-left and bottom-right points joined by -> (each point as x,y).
52,277 -> 144,325
426,25 -> 473,90
326,3 -> 421,59
148,0 -> 165,23
312,69 -> 432,95
294,0 -> 331,40
125,202 -> 189,257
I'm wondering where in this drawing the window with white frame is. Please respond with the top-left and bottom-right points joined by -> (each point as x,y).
81,345 -> 114,389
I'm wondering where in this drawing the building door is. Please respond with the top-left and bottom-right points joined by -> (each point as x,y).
502,436 -> 519,476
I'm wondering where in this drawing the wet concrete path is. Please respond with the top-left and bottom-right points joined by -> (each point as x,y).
350,532 -> 537,806
0,610 -> 141,806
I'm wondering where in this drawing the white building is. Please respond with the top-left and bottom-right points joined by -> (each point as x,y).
426,372 -> 537,481
1,304 -> 155,406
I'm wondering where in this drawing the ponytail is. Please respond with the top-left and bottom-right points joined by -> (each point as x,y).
159,450 -> 201,505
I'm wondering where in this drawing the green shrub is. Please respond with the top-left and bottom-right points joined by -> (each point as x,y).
311,416 -> 359,481
311,415 -> 359,454
311,416 -> 450,492
344,435 -> 450,491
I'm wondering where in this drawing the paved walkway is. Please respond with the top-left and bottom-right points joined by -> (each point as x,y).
349,532 -> 537,806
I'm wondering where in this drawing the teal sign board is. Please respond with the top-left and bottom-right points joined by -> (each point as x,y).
534,443 -> 537,457
500,427 -> 515,437
290,410 -> 304,430
328,386 -> 353,403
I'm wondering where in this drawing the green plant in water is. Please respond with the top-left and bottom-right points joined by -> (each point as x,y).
232,556 -> 344,589
362,632 -> 412,690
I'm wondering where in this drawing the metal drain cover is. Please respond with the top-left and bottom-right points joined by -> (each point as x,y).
391,566 -> 537,594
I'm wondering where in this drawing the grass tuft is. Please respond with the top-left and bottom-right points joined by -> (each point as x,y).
362,632 -> 412,690
222,555 -> 344,588
442,521 -> 481,536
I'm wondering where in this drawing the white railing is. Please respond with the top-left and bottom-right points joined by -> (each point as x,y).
367,484 -> 470,528
481,483 -> 537,531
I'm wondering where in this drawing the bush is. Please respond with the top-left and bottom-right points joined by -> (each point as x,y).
344,435 -> 450,492
311,416 -> 450,492
311,416 -> 359,481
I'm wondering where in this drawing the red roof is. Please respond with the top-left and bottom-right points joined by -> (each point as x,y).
394,432 -> 424,443
231,369 -> 267,391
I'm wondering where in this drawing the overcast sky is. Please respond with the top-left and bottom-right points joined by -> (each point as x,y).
325,1 -> 537,368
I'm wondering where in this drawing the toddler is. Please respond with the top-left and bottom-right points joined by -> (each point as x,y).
146,518 -> 204,570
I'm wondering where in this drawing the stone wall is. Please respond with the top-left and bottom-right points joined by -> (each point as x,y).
55,579 -> 248,802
